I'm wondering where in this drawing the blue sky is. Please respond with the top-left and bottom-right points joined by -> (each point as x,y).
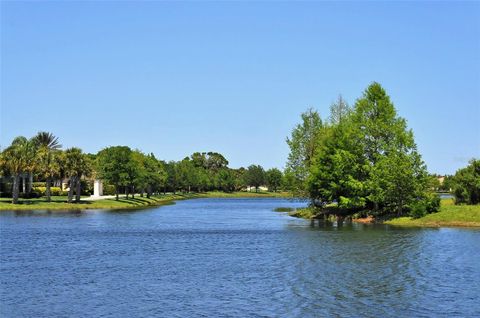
1,1 -> 479,175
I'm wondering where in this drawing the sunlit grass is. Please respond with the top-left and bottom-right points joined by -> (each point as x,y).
0,191 -> 292,211
385,198 -> 480,227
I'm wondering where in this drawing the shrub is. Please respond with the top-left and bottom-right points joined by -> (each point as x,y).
409,201 -> 427,219
103,184 -> 116,195
33,186 -> 63,196
452,159 -> 480,205
425,194 -> 441,213
408,194 -> 440,219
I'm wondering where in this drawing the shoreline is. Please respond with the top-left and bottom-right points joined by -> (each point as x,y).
0,191 -> 293,211
287,199 -> 480,228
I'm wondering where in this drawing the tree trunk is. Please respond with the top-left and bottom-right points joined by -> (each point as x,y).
68,177 -> 75,203
75,178 -> 81,202
12,174 -> 20,204
26,173 -> 33,197
45,177 -> 52,202
131,185 -> 135,198
147,185 -> 152,198
22,174 -> 26,194
255,186 -> 258,193
126,186 -> 129,199
115,184 -> 119,201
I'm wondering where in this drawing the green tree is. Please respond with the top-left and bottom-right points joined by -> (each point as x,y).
329,95 -> 350,125
96,146 -> 132,200
352,82 -> 428,214
144,154 -> 167,197
265,168 -> 283,192
177,158 -> 197,193
307,82 -> 431,216
452,159 -> 480,204
244,165 -> 265,192
164,161 -> 178,194
285,108 -> 323,196
64,147 -> 91,203
215,168 -> 235,192
32,132 -> 62,202
1,136 -> 36,204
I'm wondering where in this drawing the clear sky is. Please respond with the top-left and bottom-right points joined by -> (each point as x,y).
1,1 -> 479,175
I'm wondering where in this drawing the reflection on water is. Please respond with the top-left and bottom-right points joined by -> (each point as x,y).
1,198 -> 479,317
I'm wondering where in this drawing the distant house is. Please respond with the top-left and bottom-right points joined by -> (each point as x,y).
437,176 -> 445,185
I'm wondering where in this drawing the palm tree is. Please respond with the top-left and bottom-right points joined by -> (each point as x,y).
64,148 -> 92,203
33,132 -> 62,202
32,132 -> 62,150
1,137 -> 36,204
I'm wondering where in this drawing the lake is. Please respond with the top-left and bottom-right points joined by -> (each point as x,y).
1,198 -> 479,317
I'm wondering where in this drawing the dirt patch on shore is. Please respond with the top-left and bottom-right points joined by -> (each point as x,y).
352,216 -> 375,224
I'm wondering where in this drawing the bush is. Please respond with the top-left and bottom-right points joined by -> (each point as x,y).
452,159 -> 480,205
409,201 -> 427,219
103,184 -> 116,195
425,194 -> 441,213
408,194 -> 440,219
33,186 -> 63,196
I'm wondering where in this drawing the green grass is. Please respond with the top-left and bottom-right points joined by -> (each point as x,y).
274,207 -> 295,212
385,198 -> 480,227
289,207 -> 316,219
0,194 -> 188,211
0,191 -> 293,211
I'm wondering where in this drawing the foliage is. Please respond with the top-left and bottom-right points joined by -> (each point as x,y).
301,82 -> 433,217
96,146 -> 132,200
451,159 -> 480,205
285,108 -> 323,196
244,165 -> 266,192
265,168 -> 283,192
1,133 -> 284,202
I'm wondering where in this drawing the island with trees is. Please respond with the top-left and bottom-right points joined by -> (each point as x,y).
284,82 -> 479,227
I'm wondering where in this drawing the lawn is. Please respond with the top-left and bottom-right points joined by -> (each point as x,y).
0,191 -> 292,211
385,198 -> 480,227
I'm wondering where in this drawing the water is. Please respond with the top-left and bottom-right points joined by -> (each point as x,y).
1,198 -> 479,317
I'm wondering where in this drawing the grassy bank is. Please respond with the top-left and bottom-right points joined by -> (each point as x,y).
385,198 -> 480,227
0,191 -> 292,211
286,199 -> 480,228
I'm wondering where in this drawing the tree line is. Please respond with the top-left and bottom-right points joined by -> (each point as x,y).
0,133 -> 285,204
285,82 -> 443,218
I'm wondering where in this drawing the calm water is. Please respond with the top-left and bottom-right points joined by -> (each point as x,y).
1,198 -> 479,317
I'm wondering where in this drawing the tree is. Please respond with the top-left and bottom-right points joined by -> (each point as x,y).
285,108 -> 323,196
1,136 -> 36,204
306,82 -> 432,216
244,165 -> 265,192
308,120 -> 366,209
451,159 -> 480,204
329,95 -> 350,125
164,161 -> 178,194
352,82 -> 428,214
64,147 -> 91,203
32,132 -> 62,202
96,146 -> 132,200
177,158 -> 198,193
265,168 -> 283,192
215,168 -> 235,192
143,153 -> 167,197
32,132 -> 61,150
